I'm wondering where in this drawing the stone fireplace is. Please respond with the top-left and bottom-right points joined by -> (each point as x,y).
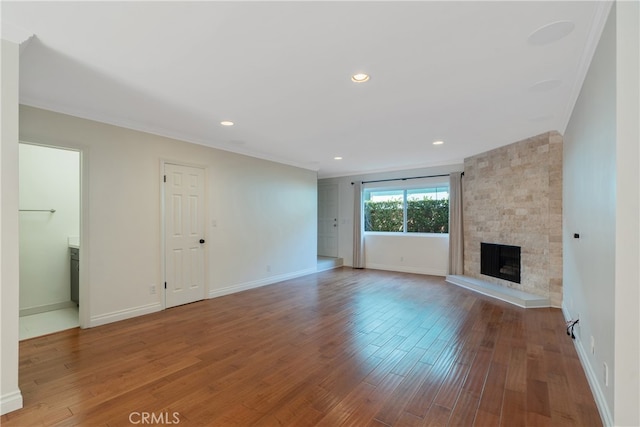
462,131 -> 562,307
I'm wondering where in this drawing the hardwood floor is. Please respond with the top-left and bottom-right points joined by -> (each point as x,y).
2,268 -> 601,426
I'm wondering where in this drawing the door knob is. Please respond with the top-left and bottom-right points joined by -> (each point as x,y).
199,239 -> 205,244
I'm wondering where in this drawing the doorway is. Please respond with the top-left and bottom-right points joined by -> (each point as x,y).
317,183 -> 339,257
18,143 -> 80,339
163,163 -> 207,308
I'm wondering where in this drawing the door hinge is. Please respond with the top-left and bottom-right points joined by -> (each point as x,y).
164,282 -> 167,289
163,175 -> 166,183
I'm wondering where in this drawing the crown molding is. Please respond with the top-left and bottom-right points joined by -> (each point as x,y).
559,0 -> 614,134
1,22 -> 34,50
19,98 -> 319,173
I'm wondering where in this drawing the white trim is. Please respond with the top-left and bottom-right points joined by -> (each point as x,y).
0,390 -> 23,416
1,23 -> 33,45
562,303 -> 613,427
159,160 -> 167,310
316,264 -> 341,273
78,147 -> 90,329
208,268 -> 317,299
19,301 -> 76,317
89,302 -> 161,328
316,261 -> 343,273
367,263 -> 446,277
19,98 -> 317,173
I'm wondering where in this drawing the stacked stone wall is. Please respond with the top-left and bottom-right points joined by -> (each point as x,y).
463,131 -> 563,306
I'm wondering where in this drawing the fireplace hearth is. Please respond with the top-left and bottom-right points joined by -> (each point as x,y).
481,243 -> 521,284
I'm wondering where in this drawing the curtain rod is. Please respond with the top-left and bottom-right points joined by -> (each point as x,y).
351,173 -> 461,185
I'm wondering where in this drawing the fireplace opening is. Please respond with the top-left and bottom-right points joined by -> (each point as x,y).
481,243 -> 521,284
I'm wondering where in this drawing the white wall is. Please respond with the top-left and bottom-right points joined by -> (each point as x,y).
563,5 -> 615,418
19,105 -> 317,327
19,144 -> 79,313
613,1 -> 640,425
364,233 -> 449,276
1,39 -> 24,415
319,164 -> 462,275
563,2 -> 640,425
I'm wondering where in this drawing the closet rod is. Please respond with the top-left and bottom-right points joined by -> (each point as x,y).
19,209 -> 56,213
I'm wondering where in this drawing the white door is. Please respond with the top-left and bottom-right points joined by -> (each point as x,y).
164,163 -> 206,308
318,184 -> 339,257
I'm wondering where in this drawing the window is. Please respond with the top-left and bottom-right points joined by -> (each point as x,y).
364,186 -> 449,233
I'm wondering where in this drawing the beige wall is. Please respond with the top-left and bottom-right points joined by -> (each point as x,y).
463,131 -> 563,306
19,105 -> 318,328
319,164 -> 462,273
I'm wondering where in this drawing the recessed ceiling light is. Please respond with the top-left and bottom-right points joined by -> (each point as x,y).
527,21 -> 575,45
432,140 -> 444,145
220,121 -> 234,126
334,156 -> 343,160
351,73 -> 370,83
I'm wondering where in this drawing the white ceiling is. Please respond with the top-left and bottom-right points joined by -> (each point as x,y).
2,1 -> 610,178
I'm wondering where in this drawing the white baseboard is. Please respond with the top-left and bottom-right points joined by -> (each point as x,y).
209,267 -> 317,299
89,302 -> 162,328
0,390 -> 23,416
19,300 -> 76,317
316,264 -> 342,272
316,259 -> 343,272
561,303 -> 613,427
365,263 -> 446,277
89,268 -> 317,326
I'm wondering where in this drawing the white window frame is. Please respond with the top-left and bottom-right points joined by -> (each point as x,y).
363,183 -> 449,235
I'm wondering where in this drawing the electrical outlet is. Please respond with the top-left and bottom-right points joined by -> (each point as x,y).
266,265 -> 271,272
590,336 -> 595,355
150,285 -> 156,295
400,256 -> 404,262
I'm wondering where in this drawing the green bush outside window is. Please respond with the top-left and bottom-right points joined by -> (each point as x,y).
364,187 -> 449,233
